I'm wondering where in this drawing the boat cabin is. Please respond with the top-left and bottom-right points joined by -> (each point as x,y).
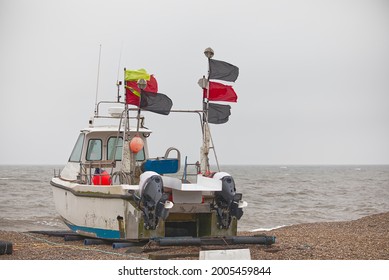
59,115 -> 181,186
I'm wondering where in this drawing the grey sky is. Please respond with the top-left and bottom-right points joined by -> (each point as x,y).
1,0 -> 388,165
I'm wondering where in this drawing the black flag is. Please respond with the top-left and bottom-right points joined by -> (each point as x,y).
140,91 -> 173,115
209,59 -> 239,82
206,102 -> 231,124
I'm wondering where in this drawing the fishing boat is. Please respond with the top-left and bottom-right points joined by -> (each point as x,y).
50,48 -> 247,241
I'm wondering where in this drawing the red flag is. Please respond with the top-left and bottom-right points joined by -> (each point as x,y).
203,81 -> 237,102
125,75 -> 158,106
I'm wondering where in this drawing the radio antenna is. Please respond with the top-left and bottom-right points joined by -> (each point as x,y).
94,44 -> 102,116
116,41 -> 124,102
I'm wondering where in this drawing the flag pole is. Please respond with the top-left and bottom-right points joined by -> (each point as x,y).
200,47 -> 218,174
124,67 -> 130,143
136,79 -> 147,133
123,67 -> 129,127
121,67 -> 132,179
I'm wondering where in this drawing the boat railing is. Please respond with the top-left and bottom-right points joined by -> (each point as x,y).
94,101 -> 124,118
79,160 -> 116,185
181,156 -> 200,183
53,168 -> 61,178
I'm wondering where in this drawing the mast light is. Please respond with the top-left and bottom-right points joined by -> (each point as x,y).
204,47 -> 214,59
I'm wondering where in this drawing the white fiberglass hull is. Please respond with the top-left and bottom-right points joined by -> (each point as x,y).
50,177 -> 144,239
51,173 -> 243,240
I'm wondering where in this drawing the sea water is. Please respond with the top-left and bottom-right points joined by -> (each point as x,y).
0,165 -> 388,232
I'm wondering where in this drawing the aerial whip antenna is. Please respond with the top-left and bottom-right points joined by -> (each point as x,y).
94,44 -> 102,116
116,42 -> 124,102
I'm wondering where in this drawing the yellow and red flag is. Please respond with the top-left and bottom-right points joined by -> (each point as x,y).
125,69 -> 158,106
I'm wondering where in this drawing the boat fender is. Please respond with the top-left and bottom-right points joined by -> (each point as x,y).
129,136 -> 144,153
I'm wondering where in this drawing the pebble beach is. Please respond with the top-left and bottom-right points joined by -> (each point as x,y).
1,212 -> 388,260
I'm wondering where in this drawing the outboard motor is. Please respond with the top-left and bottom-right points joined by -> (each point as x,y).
138,172 -> 173,230
213,172 -> 245,229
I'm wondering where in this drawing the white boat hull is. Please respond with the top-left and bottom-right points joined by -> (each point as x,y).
51,173 -> 242,240
51,178 -> 159,240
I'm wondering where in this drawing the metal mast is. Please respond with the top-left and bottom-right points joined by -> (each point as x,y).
200,47 -> 220,174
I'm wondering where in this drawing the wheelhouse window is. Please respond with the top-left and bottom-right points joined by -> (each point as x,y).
107,136 -> 145,162
86,139 -> 102,161
69,133 -> 85,162
107,137 -> 123,161
136,148 -> 145,161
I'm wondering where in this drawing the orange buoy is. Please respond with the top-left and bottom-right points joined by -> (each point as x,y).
129,136 -> 144,153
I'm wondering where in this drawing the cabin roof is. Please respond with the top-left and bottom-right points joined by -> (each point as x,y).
80,125 -> 152,134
